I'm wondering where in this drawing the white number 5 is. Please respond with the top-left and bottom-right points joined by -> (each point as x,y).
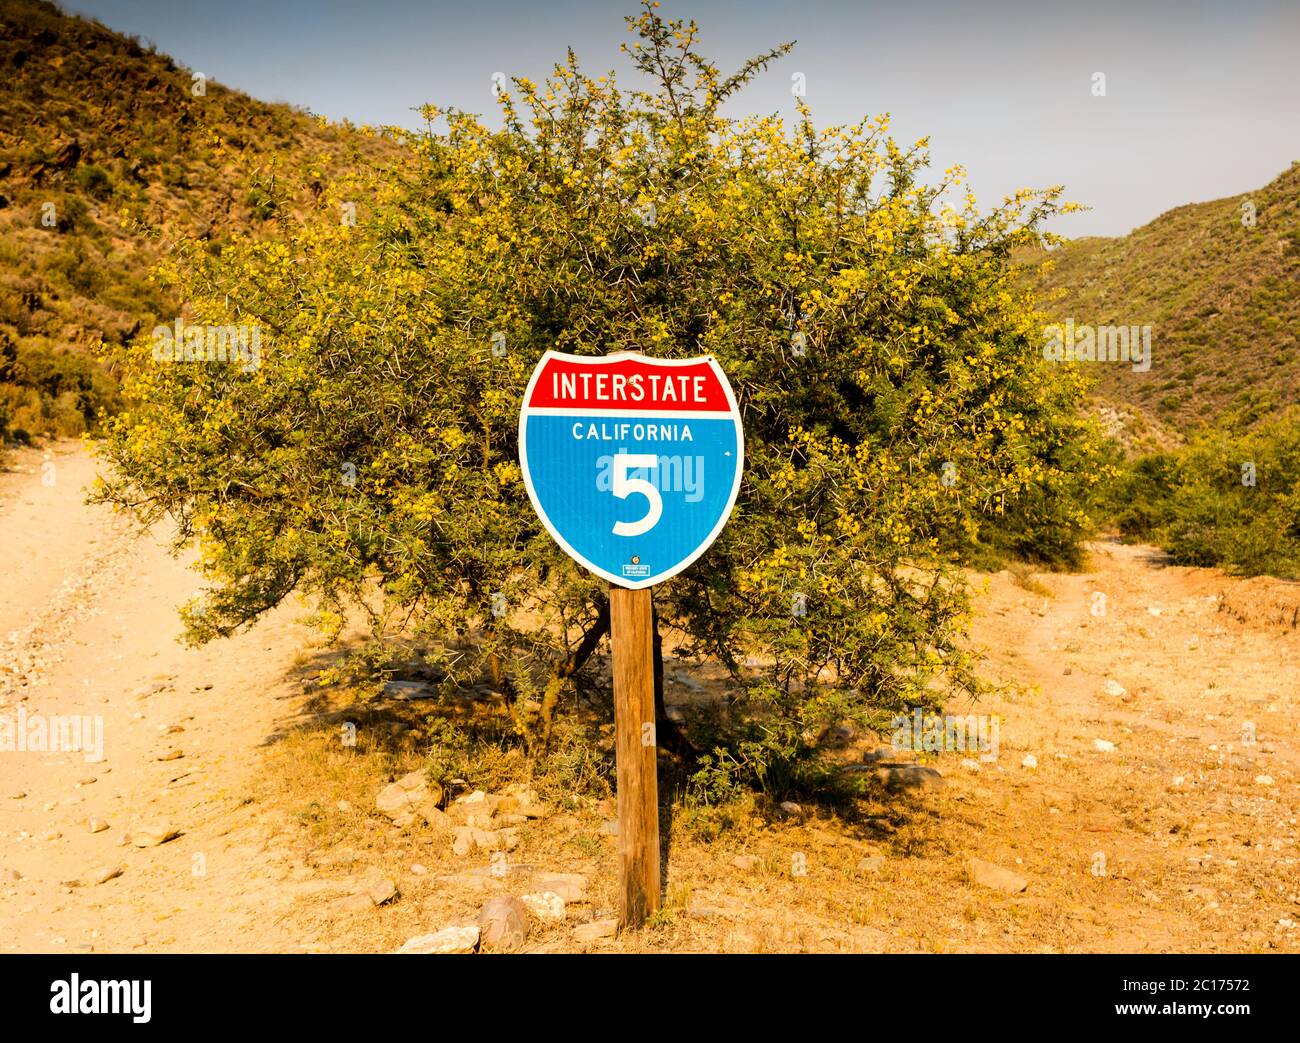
612,453 -> 661,537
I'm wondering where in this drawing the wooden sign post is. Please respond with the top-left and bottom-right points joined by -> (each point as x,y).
609,585 -> 660,927
518,351 -> 744,931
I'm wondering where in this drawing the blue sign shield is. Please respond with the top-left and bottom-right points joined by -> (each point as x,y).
519,351 -> 743,589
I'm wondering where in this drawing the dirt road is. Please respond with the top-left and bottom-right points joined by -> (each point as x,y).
0,441 -> 318,952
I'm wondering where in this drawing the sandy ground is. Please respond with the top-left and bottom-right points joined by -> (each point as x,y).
0,441 -> 319,952
1,441 -> 1297,953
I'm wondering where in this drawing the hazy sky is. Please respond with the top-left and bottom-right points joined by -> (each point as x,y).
65,0 -> 1300,237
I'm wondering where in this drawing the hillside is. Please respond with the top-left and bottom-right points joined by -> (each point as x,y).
1035,162 -> 1300,434
0,0 -> 401,439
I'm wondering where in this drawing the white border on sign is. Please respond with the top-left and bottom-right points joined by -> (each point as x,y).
518,349 -> 745,590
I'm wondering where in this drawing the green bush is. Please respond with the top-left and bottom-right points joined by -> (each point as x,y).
1106,452 -> 1177,542
96,3 -> 1104,784
74,163 -> 114,200
1112,409 -> 1300,578
1158,411 -> 1300,577
2,339 -> 120,437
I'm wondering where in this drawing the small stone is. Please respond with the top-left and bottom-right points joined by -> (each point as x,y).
960,758 -> 980,771
478,895 -> 530,951
359,874 -> 397,906
1255,775 -> 1275,787
873,764 -> 945,792
573,918 -> 618,944
411,863 -> 429,875
87,864 -> 125,886
9,791 -> 26,800
777,801 -> 802,820
376,771 -> 444,824
78,776 -> 97,786
531,872 -> 589,903
732,855 -> 759,871
1,868 -> 22,883
131,824 -> 179,847
496,813 -> 529,827
336,800 -> 352,813
1102,680 -> 1127,698
455,826 -> 517,853
1093,739 -> 1116,753
1021,754 -> 1038,769
856,855 -> 886,873
334,892 -> 376,914
156,749 -> 184,761
394,925 -> 479,954
967,858 -> 1028,894
86,818 -> 109,834
520,891 -> 565,922
400,769 -> 433,793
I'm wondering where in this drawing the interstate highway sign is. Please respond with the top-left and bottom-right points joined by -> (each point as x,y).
519,351 -> 744,589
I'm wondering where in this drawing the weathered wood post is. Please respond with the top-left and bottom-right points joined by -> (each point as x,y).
609,584 -> 660,927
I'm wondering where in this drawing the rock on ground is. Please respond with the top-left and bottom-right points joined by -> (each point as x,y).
376,770 -> 446,829
519,891 -> 566,922
130,824 -> 179,847
967,858 -> 1028,894
477,896 -> 530,951
573,919 -> 618,943
873,764 -> 945,792
530,872 -> 589,903
394,925 -> 480,954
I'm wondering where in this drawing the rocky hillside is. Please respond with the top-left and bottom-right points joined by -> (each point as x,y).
0,0 -> 400,439
1034,162 -> 1300,436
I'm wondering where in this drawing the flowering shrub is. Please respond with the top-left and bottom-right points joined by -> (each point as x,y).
96,3 -> 1104,778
